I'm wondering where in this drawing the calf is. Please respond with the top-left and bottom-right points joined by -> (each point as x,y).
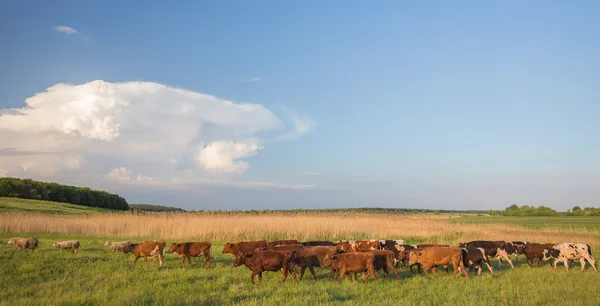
124,240 -> 166,267
408,247 -> 469,279
52,240 -> 80,254
461,247 -> 494,275
267,239 -> 299,248
458,241 -> 514,269
543,243 -> 597,272
293,246 -> 339,281
168,242 -> 213,268
322,253 -> 377,283
222,240 -> 268,257
7,237 -> 39,252
104,240 -> 133,253
301,241 -> 335,247
524,243 -> 555,267
234,250 -> 298,284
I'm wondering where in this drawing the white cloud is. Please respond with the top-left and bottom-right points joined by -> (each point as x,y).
300,172 -> 323,177
197,141 -> 262,174
55,26 -> 77,34
0,80 -> 314,190
272,111 -> 316,142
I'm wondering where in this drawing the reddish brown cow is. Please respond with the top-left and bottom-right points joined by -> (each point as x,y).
322,253 -> 377,283
167,242 -> 213,268
222,240 -> 268,257
524,243 -> 555,267
234,250 -> 298,284
293,246 -> 339,281
124,240 -> 166,267
267,239 -> 299,248
335,240 -> 380,253
408,247 -> 469,279
365,249 -> 401,280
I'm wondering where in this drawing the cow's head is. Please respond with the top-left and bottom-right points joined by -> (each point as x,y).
167,243 -> 178,254
8,238 -> 19,245
104,241 -> 111,246
222,243 -> 233,254
504,243 -> 517,255
234,252 -> 250,267
336,242 -> 351,253
52,242 -> 58,248
408,250 -> 421,265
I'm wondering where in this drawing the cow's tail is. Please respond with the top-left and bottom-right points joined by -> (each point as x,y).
587,244 -> 592,256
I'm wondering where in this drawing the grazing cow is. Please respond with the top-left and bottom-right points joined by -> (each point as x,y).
234,250 -> 298,284
408,247 -> 469,279
322,253 -> 377,283
523,243 -> 555,267
222,241 -> 268,257
461,247 -> 494,275
123,240 -> 166,267
7,237 -> 39,252
379,240 -> 405,250
104,241 -> 133,253
167,242 -> 213,268
301,241 -> 335,247
458,241 -> 514,269
259,244 -> 304,252
543,243 -> 597,272
267,239 -> 299,248
293,246 -> 339,281
52,240 -> 80,254
365,249 -> 401,280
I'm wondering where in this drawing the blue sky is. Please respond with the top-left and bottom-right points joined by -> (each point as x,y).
1,1 -> 599,211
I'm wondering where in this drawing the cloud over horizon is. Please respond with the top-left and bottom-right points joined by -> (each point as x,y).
0,80 -> 314,192
54,26 -> 77,34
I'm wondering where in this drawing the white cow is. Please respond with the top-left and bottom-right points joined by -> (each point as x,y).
543,243 -> 597,272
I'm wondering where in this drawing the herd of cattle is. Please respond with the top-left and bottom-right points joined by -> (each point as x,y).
6,237 -> 597,283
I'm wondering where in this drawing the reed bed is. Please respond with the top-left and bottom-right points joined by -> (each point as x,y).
2,212 -> 598,248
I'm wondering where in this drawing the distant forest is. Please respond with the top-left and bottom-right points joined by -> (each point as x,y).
497,204 -> 600,216
129,204 -> 185,212
0,177 -> 129,211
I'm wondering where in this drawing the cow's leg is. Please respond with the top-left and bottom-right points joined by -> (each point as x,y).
289,263 -> 298,282
250,272 -> 258,284
258,272 -> 263,283
498,249 -> 514,269
564,259 -> 570,272
187,255 -> 193,267
299,266 -> 306,280
553,258 -> 559,269
579,257 -> 587,272
389,263 -> 401,280
477,265 -> 482,276
180,256 -> 186,267
143,256 -> 148,264
307,263 -> 317,281
339,268 -> 347,283
484,261 -> 494,275
367,266 -> 377,282
158,254 -> 164,267
132,255 -> 139,268
431,266 -> 438,277
451,262 -> 459,279
281,266 -> 288,283
586,256 -> 598,272
382,266 -> 389,279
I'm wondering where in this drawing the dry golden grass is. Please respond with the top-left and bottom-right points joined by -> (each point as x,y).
1,212 -> 598,248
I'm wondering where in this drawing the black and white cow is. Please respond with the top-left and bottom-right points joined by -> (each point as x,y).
506,241 -> 527,260
458,241 -> 514,269
543,243 -> 597,272
379,239 -> 405,250
461,247 -> 494,276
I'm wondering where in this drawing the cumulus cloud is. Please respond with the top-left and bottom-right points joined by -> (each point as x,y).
197,141 -> 262,174
0,80 -> 314,191
55,26 -> 77,34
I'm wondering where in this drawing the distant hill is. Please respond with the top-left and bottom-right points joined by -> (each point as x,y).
0,197 -> 116,214
129,204 -> 186,212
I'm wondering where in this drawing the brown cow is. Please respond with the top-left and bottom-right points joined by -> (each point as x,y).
524,243 -> 555,267
408,247 -> 469,279
322,253 -> 377,283
8,237 -> 39,252
365,249 -> 400,280
234,250 -> 298,284
124,240 -> 166,267
335,240 -> 379,252
222,240 -> 268,257
293,246 -> 340,281
267,239 -> 299,248
167,242 -> 213,268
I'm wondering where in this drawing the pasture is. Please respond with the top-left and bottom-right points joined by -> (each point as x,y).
1,206 -> 600,305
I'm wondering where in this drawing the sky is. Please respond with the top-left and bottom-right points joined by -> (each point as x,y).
1,1 -> 599,211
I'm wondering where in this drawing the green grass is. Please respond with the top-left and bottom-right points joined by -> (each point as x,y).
1,233 -> 599,305
451,215 -> 600,231
0,197 -> 114,214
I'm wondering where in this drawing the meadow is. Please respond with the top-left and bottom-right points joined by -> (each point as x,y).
1,198 -> 600,305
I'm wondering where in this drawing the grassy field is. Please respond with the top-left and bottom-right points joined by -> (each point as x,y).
1,233 -> 599,306
0,197 -> 114,214
1,200 -> 600,305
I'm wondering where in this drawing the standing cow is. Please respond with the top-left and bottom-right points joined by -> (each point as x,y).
461,247 -> 494,275
168,242 -> 213,268
458,241 -> 514,269
124,240 -> 166,267
408,247 -> 469,279
543,243 -> 597,272
234,250 -> 298,284
322,253 -> 377,283
52,240 -> 80,254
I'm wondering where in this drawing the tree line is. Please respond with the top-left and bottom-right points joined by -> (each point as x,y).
0,177 -> 129,211
497,204 -> 600,216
